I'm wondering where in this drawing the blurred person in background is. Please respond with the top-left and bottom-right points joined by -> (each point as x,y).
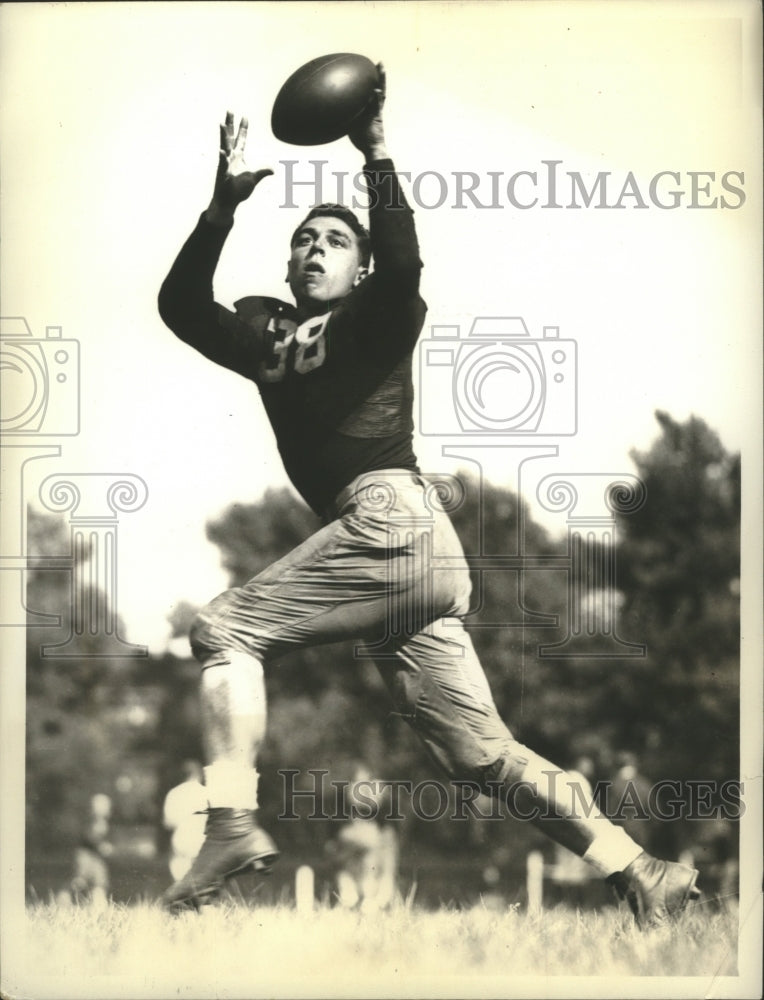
58,792 -> 113,908
327,763 -> 399,911
609,751 -> 655,854
163,760 -> 208,881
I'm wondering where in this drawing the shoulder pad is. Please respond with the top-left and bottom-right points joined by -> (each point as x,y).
234,296 -> 296,324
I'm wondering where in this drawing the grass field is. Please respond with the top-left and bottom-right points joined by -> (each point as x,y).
3,890 -> 747,1000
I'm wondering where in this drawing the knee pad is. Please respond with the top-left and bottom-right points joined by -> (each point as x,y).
188,612 -> 215,662
188,599 -> 235,663
189,590 -> 269,667
189,584 -> 274,665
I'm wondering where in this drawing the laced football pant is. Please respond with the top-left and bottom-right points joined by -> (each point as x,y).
190,469 -> 521,790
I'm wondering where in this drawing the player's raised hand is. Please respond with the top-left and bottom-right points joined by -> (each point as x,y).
207,112 -> 273,224
348,63 -> 387,161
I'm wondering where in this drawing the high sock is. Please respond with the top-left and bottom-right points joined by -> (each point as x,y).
203,762 -> 259,810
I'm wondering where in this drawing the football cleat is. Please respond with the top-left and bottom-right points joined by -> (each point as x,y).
161,808 -> 279,912
610,851 -> 700,929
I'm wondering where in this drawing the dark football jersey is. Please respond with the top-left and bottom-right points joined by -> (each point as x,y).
159,161 -> 427,516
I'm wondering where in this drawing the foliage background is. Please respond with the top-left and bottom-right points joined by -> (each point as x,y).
24,412 -> 740,905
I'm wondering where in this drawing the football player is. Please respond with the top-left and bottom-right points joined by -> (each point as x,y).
158,66 -> 699,927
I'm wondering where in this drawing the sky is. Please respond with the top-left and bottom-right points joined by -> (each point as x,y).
1,0 -> 761,656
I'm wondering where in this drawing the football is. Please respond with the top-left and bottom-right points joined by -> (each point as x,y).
271,53 -> 379,146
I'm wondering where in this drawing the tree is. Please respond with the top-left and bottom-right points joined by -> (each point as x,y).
206,488 -> 320,584
26,408 -> 739,888
613,412 -> 740,849
25,509 -> 135,850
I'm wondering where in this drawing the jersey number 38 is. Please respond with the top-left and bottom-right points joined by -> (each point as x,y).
258,314 -> 329,383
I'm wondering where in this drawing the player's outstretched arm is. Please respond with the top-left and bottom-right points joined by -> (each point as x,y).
348,63 -> 388,163
348,64 -> 422,295
158,113 -> 274,372
206,112 -> 274,227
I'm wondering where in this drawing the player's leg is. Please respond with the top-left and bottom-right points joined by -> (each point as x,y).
162,493 -> 426,908
371,619 -> 699,928
200,650 -> 266,811
160,648 -> 278,909
370,619 -> 631,857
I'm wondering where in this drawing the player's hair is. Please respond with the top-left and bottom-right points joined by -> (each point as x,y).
291,204 -> 371,268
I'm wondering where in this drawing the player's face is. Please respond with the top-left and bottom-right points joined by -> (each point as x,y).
287,217 -> 367,309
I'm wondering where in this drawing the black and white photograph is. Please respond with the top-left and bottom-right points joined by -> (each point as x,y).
1,2 -> 761,997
